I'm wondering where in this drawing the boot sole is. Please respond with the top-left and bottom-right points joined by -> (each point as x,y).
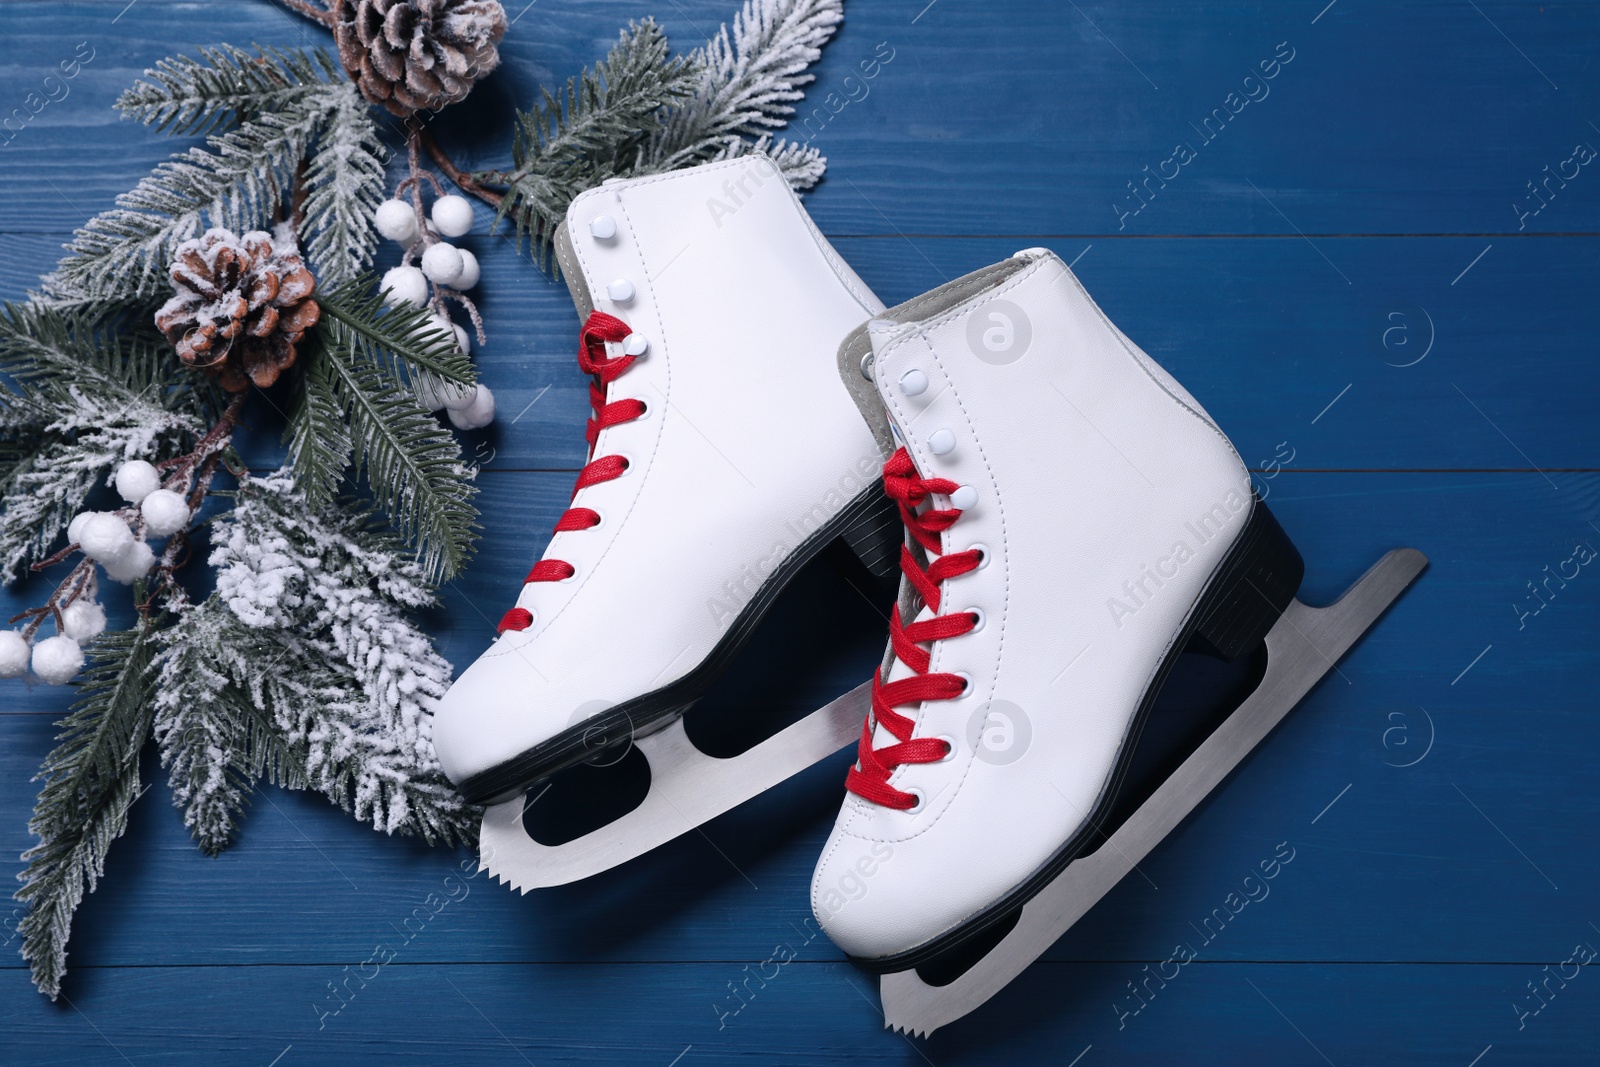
458,483 -> 901,805
851,497 -> 1305,977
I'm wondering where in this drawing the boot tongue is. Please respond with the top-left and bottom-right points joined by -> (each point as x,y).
866,316 -> 901,354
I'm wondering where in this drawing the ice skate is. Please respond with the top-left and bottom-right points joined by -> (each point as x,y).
803,249 -> 1427,1034
433,155 -> 898,889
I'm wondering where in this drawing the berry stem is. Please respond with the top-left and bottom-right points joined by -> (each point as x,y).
420,128 -> 504,209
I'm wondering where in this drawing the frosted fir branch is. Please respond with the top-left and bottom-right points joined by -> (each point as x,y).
300,86 -> 388,286
42,67 -> 375,307
713,132 -> 826,190
152,473 -> 477,851
646,0 -> 843,173
116,44 -> 342,136
469,0 -> 841,265
16,622 -> 160,999
480,19 -> 699,261
0,413 -> 186,585
0,304 -> 213,583
39,101 -> 327,306
153,595 -> 304,855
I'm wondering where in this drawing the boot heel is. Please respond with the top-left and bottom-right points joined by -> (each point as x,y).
1189,500 -> 1305,661
837,488 -> 902,579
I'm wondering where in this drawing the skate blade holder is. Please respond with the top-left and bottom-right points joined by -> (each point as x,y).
880,546 -> 1428,1038
480,683 -> 868,890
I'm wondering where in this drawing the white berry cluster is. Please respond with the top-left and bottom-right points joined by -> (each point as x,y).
0,459 -> 192,686
374,193 -> 495,431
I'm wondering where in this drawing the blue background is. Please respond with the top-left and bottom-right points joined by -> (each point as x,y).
2,1 -> 1598,1063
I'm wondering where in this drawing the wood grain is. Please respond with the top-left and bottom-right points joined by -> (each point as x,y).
0,0 -> 1596,1064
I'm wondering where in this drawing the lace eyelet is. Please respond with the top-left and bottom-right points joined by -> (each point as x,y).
904,788 -> 926,814
560,563 -> 579,583
969,543 -> 991,569
612,452 -> 633,476
964,608 -> 986,634
632,399 -> 649,419
588,509 -> 605,530
935,735 -> 957,763
953,671 -> 973,698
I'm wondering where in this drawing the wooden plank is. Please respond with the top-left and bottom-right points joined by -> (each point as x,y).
0,960 -> 1594,1065
0,474 -> 1593,975
0,2 -> 1596,236
0,0 -> 1596,1062
4,232 -> 1597,471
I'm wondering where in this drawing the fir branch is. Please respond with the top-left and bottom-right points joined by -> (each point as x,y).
115,44 -> 342,136
647,0 -> 844,173
283,342 -> 353,511
479,19 -> 699,261
153,474 -> 477,852
469,1 -> 842,265
316,277 -> 476,386
0,302 -> 210,415
16,621 -> 160,1000
153,595 -> 303,855
714,132 -> 826,187
300,86 -> 387,286
42,70 -> 372,307
302,333 -> 479,583
39,102 -> 326,305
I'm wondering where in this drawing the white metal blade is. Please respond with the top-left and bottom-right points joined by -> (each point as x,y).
880,547 -> 1428,1037
481,682 -> 869,890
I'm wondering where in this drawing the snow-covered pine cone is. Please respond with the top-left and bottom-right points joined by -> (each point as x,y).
332,0 -> 508,117
154,229 -> 321,392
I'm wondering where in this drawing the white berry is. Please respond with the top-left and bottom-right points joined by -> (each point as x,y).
102,539 -> 156,584
375,199 -> 419,244
115,459 -> 162,504
61,601 -> 107,642
431,194 -> 474,238
380,265 -> 429,307
78,513 -> 134,563
68,510 -> 98,546
454,248 -> 480,290
448,384 -> 495,430
452,322 -> 470,355
421,242 -> 464,286
140,488 -> 189,537
0,631 -> 29,679
31,634 -> 83,686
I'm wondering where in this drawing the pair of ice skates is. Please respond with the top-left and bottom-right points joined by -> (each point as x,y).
432,156 -> 1426,1035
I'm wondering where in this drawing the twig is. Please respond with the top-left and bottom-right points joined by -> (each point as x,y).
13,560 -> 94,640
420,128 -> 504,209
289,156 -> 311,235
279,0 -> 334,27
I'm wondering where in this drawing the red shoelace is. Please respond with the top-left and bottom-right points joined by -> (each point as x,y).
498,310 -> 645,634
845,447 -> 983,810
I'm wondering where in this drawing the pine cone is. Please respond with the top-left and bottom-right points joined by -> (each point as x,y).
332,0 -> 508,117
155,229 -> 321,393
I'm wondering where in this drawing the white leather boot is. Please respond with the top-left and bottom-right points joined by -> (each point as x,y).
811,249 -> 1308,966
434,155 -> 894,812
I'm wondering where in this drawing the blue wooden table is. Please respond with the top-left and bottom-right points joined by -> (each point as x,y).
2,1 -> 1597,1063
